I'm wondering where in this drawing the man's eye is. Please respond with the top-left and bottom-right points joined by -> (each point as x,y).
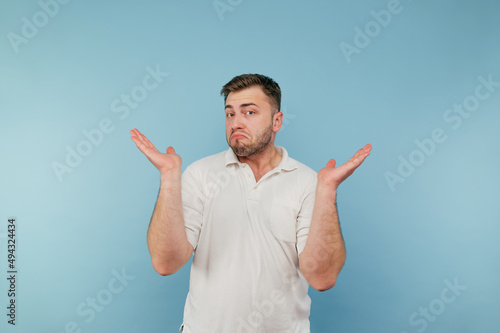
246,111 -> 255,115
226,113 -> 234,117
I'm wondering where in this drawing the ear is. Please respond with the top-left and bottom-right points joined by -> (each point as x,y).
273,111 -> 283,133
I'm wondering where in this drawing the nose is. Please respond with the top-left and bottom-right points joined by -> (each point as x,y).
230,112 -> 244,130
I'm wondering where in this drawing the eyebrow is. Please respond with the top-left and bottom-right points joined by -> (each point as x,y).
225,102 -> 260,110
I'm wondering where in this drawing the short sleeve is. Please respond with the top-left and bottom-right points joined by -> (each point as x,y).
181,164 -> 205,251
296,173 -> 317,256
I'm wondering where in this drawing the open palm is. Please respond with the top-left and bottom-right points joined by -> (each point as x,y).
318,144 -> 372,189
130,128 -> 182,174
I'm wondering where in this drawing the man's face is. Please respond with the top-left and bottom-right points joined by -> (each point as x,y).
225,86 -> 281,157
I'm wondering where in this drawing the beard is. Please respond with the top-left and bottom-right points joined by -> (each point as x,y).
227,123 -> 273,157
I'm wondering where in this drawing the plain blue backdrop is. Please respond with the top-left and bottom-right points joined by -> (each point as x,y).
1,0 -> 499,332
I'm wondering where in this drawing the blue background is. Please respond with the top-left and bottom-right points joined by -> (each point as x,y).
1,0 -> 499,332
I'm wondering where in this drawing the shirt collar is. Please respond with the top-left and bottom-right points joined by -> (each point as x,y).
224,145 -> 298,171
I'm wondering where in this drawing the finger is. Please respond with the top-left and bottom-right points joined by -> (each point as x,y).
130,129 -> 146,146
133,129 -> 151,146
349,151 -> 370,168
130,134 -> 140,145
326,159 -> 336,168
130,129 -> 147,147
131,136 -> 152,155
349,152 -> 367,166
346,144 -> 372,169
131,135 -> 160,158
359,144 -> 372,159
166,146 -> 176,154
360,144 -> 372,157
353,144 -> 372,158
132,129 -> 158,151
130,128 -> 139,141
130,128 -> 144,140
354,144 -> 372,158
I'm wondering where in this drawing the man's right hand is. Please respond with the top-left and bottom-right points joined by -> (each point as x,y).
131,128 -> 192,276
130,128 -> 182,174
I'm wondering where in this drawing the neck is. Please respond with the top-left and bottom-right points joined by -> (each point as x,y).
238,144 -> 282,180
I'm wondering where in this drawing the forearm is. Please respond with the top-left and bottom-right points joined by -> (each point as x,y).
147,169 -> 192,275
299,183 -> 346,291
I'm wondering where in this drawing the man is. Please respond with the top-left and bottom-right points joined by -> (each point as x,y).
130,74 -> 371,332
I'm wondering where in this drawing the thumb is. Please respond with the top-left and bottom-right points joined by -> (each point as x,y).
326,159 -> 336,168
166,146 -> 176,154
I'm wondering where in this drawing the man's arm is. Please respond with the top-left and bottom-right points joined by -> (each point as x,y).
299,144 -> 372,291
130,128 -> 193,276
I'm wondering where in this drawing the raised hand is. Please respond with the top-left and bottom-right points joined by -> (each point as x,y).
130,128 -> 182,174
318,144 -> 372,189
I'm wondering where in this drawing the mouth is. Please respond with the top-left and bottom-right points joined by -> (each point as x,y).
231,133 -> 247,140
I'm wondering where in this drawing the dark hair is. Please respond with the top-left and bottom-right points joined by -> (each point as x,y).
220,74 -> 281,114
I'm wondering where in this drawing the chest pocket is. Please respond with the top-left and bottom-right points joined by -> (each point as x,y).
269,199 -> 299,243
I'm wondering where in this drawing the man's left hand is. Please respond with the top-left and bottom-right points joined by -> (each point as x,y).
318,144 -> 372,189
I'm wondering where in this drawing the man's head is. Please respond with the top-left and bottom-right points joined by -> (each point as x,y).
221,74 -> 281,115
221,74 -> 283,157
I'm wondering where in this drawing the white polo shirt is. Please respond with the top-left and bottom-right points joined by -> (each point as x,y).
180,146 -> 317,333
